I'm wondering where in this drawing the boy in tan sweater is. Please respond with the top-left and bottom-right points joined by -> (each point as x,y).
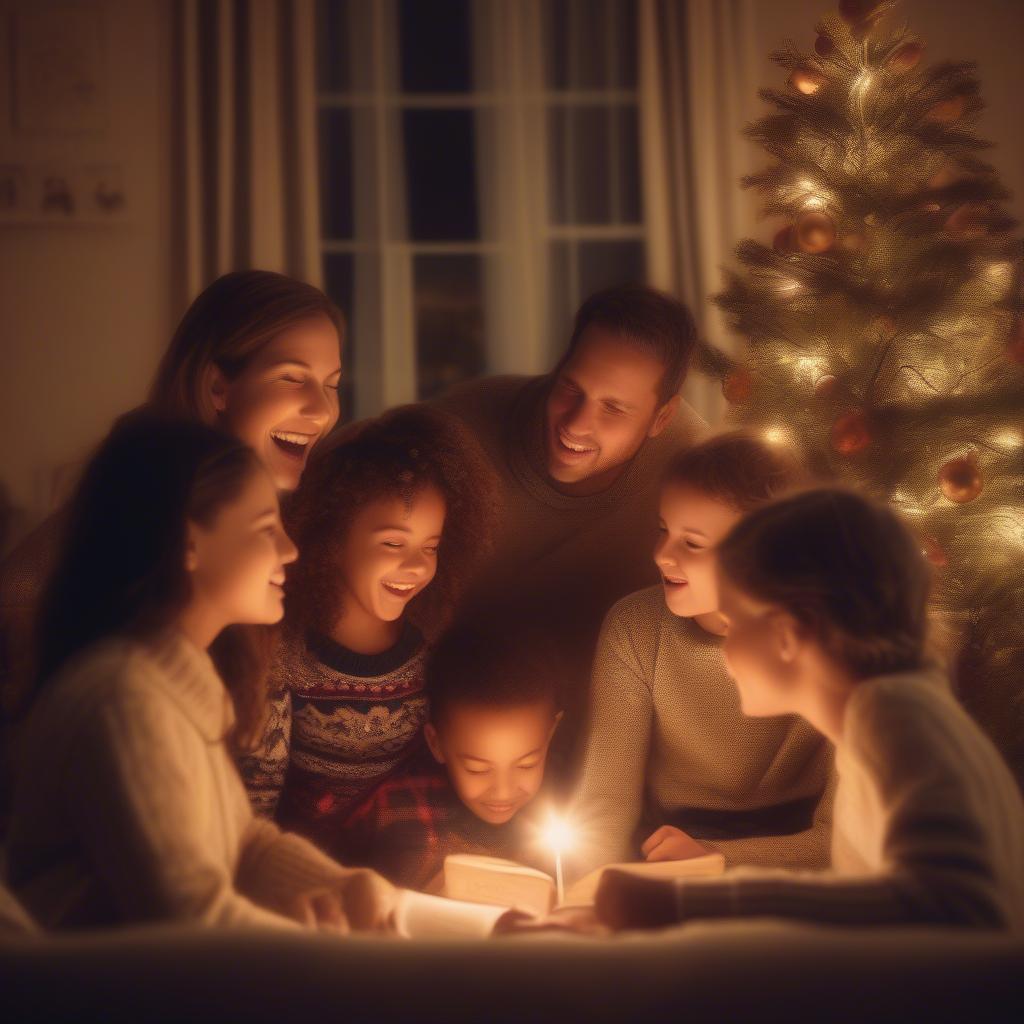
434,285 -> 706,777
596,488 -> 1024,932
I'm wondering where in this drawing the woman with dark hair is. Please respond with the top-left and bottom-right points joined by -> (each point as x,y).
1,270 -> 345,809
6,411 -> 395,931
240,405 -> 501,857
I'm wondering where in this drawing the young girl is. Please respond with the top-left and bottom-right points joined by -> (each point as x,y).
6,411 -> 395,931
571,432 -> 833,880
1,271 -> 344,783
240,405 -> 500,859
595,487 -> 1024,932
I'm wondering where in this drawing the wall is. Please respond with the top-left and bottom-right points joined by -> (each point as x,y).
0,0 -> 172,550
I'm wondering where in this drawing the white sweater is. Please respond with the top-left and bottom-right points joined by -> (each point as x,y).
669,669 -> 1024,931
7,631 -> 380,930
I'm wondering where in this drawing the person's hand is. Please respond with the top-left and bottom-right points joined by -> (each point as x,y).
641,825 -> 708,862
338,869 -> 400,933
492,905 -> 609,937
594,869 -> 679,931
289,887 -> 350,933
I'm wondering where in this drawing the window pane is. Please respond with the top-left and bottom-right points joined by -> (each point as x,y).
403,109 -> 479,240
544,0 -> 609,91
616,104 -> 641,222
548,107 -> 612,225
579,239 -> 645,297
414,254 -> 486,400
317,0 -> 351,92
398,0 -> 472,93
610,0 -> 637,88
322,253 -> 355,418
319,109 -> 353,239
547,241 -> 575,364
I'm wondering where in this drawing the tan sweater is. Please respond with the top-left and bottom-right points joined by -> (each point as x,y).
434,375 -> 707,772
6,631 -> 382,931
668,670 -> 1024,931
571,587 -> 833,879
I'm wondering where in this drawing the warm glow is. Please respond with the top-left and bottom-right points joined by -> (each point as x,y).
852,71 -> 873,98
763,426 -> 793,446
542,815 -> 575,854
991,429 -> 1024,450
777,278 -> 801,295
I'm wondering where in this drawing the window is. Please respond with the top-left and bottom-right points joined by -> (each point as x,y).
316,0 -> 643,419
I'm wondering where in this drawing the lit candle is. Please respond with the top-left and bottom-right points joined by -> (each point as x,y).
542,815 -> 574,906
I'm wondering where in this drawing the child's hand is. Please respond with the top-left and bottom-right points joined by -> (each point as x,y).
641,824 -> 708,862
338,869 -> 400,932
290,887 -> 351,933
594,869 -> 679,931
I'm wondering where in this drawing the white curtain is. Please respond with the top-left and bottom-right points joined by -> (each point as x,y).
171,0 -> 322,307
638,0 -> 761,424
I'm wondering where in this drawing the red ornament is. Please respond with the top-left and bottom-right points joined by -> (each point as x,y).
921,535 -> 947,568
788,68 -> 826,95
925,95 -> 966,123
722,369 -> 753,404
814,374 -> 839,398
938,455 -> 983,504
814,34 -> 835,57
1007,319 -> 1024,364
831,409 -> 872,455
945,204 -> 988,239
796,210 -> 837,253
772,226 -> 795,252
889,41 -> 924,71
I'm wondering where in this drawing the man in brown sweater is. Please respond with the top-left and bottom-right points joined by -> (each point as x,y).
433,286 -> 707,781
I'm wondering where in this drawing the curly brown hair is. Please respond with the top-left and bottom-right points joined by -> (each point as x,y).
283,405 -> 501,640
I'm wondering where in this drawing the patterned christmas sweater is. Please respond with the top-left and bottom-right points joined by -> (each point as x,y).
239,622 -> 428,855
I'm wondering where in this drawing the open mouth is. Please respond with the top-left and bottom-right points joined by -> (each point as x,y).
557,430 -> 597,457
270,430 -> 315,460
482,802 -> 517,816
382,580 -> 417,599
663,575 -> 689,589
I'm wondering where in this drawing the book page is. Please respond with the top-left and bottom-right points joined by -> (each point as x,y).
443,855 -> 555,917
561,852 -> 726,907
392,889 -> 510,940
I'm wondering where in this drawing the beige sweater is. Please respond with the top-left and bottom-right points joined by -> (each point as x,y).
434,375 -> 707,771
572,587 -> 833,879
6,631 -> 380,931
669,670 -> 1024,931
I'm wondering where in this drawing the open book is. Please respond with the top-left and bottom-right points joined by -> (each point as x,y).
393,851 -> 724,939
444,851 -> 726,917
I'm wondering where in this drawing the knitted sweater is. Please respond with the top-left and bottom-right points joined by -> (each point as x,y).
666,669 -> 1024,931
571,587 -> 833,880
433,375 -> 707,774
6,631 -> 376,930
240,623 -> 428,856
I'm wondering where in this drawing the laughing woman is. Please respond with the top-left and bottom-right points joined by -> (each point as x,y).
240,405 -> 500,858
0,271 -> 344,815
7,412 -> 395,931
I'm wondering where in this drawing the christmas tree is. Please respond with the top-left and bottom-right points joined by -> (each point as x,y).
698,0 -> 1024,781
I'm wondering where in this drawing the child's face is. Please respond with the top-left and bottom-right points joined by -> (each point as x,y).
187,467 -> 298,628
210,314 -> 343,492
717,571 -> 798,718
655,483 -> 743,618
425,701 -> 561,825
337,484 -> 446,625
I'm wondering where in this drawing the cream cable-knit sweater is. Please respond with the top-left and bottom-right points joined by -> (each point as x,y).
667,669 -> 1024,931
571,587 -> 833,880
7,631 -> 382,930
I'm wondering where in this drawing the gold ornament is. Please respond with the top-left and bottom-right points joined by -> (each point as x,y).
796,210 -> 837,253
788,68 -> 825,95
938,455 -> 983,503
831,409 -> 871,455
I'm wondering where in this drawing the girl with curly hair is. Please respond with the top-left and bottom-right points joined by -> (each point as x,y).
240,405 -> 500,858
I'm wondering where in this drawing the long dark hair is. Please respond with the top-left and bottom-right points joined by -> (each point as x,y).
32,410 -> 272,744
284,405 -> 501,641
150,270 -> 344,422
